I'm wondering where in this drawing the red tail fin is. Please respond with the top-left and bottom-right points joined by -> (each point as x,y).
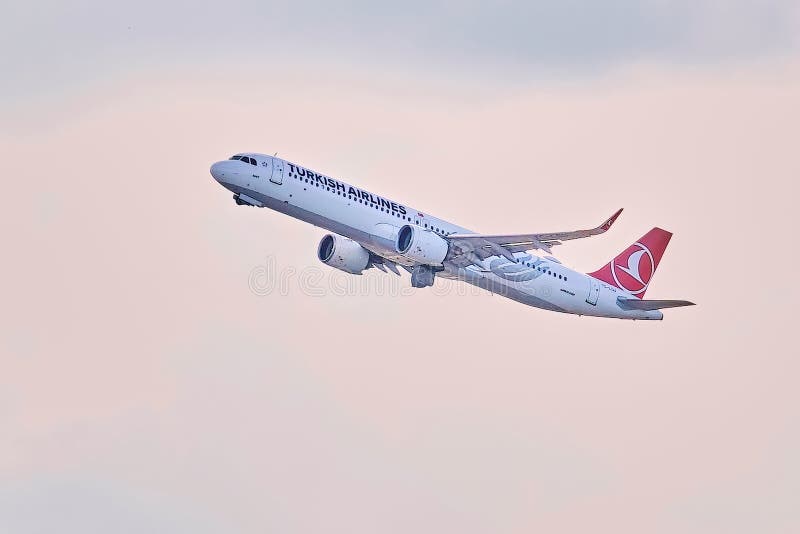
588,228 -> 672,299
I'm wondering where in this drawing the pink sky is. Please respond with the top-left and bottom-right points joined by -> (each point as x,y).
1,50 -> 799,534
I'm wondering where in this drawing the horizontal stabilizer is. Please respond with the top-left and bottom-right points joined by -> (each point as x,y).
617,297 -> 695,311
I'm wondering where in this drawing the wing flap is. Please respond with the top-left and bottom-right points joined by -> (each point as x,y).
447,209 -> 622,261
447,208 -> 622,254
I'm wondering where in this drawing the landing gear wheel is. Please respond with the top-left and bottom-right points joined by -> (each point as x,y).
411,265 -> 435,288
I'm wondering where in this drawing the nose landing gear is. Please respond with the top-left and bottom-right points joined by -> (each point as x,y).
233,193 -> 263,207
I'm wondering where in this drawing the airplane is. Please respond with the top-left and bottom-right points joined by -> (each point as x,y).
210,153 -> 694,320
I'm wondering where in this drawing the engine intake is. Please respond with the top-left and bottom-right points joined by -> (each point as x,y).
395,225 -> 448,266
317,234 -> 371,274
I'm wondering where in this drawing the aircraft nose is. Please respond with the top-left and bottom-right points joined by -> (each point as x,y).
210,161 -> 227,183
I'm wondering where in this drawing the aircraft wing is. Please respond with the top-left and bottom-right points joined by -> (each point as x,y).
446,208 -> 623,262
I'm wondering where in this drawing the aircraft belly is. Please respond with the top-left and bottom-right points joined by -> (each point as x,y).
234,180 -> 653,318
445,264 -> 567,313
231,182 -> 411,264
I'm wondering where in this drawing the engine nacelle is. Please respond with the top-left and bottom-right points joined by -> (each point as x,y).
317,234 -> 371,274
395,225 -> 449,266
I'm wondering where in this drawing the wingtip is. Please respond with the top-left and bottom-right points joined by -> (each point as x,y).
600,208 -> 624,232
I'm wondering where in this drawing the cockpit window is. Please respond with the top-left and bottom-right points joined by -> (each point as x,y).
229,155 -> 257,165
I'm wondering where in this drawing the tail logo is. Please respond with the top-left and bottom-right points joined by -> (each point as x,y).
611,242 -> 654,295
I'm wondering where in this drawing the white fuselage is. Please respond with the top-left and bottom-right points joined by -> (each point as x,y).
210,154 -> 662,320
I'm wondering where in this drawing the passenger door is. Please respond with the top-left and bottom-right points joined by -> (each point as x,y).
586,277 -> 600,306
270,158 -> 284,185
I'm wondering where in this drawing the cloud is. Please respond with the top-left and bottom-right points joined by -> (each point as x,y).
0,476 -> 223,534
2,1 -> 799,102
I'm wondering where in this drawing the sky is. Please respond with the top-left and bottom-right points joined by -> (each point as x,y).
2,2 -> 800,533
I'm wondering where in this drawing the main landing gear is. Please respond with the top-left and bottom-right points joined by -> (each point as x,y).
411,265 -> 436,288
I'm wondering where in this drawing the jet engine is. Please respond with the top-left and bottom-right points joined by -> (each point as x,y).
395,225 -> 449,266
317,234 -> 371,274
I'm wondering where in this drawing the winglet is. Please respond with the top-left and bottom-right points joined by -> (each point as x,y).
599,208 -> 623,233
